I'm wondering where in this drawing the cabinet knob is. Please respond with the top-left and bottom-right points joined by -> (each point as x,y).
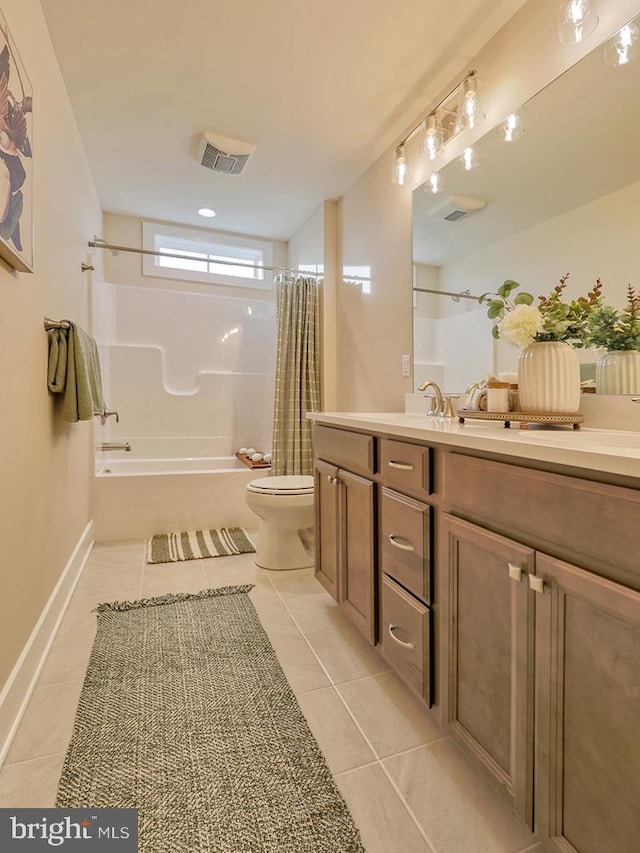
508,562 -> 523,582
388,460 -> 414,471
529,575 -> 545,594
388,534 -> 415,552
326,474 -> 340,486
388,624 -> 415,649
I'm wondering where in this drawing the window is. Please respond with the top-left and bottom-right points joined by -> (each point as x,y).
142,222 -> 274,290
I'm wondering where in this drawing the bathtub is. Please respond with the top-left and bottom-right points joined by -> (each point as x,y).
92,442 -> 269,542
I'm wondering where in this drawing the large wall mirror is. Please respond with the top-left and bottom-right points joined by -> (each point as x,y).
412,22 -> 640,394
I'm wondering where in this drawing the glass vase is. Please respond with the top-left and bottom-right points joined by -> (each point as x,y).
518,341 -> 581,413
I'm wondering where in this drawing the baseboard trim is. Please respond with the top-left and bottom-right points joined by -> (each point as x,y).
0,521 -> 94,767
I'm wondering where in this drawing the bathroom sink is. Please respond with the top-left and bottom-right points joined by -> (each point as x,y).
517,429 -> 640,451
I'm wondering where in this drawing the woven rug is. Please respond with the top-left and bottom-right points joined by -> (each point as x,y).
56,586 -> 365,853
146,527 -> 256,563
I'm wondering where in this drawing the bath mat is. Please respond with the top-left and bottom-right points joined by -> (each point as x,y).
146,527 -> 256,563
56,586 -> 364,853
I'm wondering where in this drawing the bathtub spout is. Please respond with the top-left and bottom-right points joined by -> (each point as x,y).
97,442 -> 132,452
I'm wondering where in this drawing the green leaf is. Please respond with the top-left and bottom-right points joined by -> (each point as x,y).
487,303 -> 504,320
491,325 -> 500,339
497,280 -> 520,298
514,292 -> 534,305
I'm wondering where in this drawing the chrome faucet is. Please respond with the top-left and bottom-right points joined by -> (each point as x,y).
417,380 -> 444,416
97,442 -> 131,452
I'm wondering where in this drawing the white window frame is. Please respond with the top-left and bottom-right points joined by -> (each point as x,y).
142,222 -> 274,290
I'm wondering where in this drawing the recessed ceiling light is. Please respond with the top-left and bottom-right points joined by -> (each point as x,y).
198,207 -> 216,218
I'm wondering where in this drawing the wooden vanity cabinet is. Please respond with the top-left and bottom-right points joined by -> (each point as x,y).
313,426 -> 376,642
442,452 -> 640,850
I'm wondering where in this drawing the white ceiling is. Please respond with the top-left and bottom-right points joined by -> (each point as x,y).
40,0 -> 526,241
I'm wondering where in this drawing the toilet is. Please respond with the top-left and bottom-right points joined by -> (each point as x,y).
245,475 -> 315,570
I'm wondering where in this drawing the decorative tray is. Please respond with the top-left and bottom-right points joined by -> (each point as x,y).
456,410 -> 584,429
235,452 -> 271,469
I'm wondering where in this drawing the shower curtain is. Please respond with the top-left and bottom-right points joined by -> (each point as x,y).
271,275 -> 320,476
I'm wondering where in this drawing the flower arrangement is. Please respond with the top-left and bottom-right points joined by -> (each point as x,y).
480,274 -> 602,349
586,284 -> 640,352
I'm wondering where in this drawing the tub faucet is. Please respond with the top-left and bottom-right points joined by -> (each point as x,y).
417,380 -> 444,416
97,442 -> 131,452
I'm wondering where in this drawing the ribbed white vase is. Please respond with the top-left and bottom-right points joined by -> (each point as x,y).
518,341 -> 581,413
595,350 -> 640,395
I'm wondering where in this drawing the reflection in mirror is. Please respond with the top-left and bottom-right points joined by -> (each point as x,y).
412,21 -> 640,394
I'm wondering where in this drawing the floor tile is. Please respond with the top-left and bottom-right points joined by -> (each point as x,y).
269,636 -> 331,694
296,687 -> 375,774
0,753 -> 65,807
250,598 -> 303,644
335,763 -> 435,853
266,567 -> 325,599
85,540 -> 145,572
337,671 -> 444,758
306,623 -> 391,684
56,595 -> 100,637
285,591 -> 350,635
38,630 -> 94,686
74,565 -> 142,602
6,681 -> 83,765
383,739 -> 537,853
141,561 -> 207,597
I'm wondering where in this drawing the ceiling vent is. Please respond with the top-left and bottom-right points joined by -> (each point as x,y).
197,132 -> 255,175
428,194 -> 486,222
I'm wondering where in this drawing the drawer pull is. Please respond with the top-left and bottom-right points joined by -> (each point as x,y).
508,563 -> 523,582
388,624 -> 415,649
388,534 -> 415,552
388,460 -> 414,471
529,575 -> 545,594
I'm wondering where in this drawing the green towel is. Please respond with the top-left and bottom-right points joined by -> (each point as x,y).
47,322 -> 106,422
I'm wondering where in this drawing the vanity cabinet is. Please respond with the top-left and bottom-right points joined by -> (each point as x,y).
442,452 -> 640,850
313,426 -> 376,642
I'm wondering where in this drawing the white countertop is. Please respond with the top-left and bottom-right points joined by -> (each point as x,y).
309,412 -> 640,481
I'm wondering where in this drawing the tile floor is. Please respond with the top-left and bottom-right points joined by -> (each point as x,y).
0,538 -> 542,853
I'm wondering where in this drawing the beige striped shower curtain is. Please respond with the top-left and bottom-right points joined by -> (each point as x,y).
271,275 -> 320,475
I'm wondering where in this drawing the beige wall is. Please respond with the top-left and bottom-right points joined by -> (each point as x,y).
327,0 -> 640,411
0,0 -> 102,688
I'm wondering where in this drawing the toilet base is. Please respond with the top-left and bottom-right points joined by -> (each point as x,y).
255,521 -> 314,571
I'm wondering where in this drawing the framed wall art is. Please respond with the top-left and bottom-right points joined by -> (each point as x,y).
0,9 -> 32,273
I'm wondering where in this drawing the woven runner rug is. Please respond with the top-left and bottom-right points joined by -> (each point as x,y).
56,586 -> 364,853
147,527 -> 256,564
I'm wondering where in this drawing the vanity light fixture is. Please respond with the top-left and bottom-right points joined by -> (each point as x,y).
422,115 -> 444,161
456,74 -> 484,131
392,145 -> 411,185
391,70 -> 480,186
604,20 -> 640,66
499,112 -> 524,142
423,171 -> 443,194
557,0 -> 599,45
457,147 -> 479,171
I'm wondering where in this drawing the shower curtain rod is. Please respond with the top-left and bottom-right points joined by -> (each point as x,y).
88,238 -> 369,282
413,286 -> 481,302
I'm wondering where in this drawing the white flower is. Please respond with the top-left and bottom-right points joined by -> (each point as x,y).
497,304 -> 545,348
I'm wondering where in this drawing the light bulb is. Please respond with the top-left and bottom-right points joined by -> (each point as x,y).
423,172 -> 443,194
499,113 -> 524,142
392,145 -> 411,186
558,0 -> 598,45
421,116 -> 444,161
604,21 -> 640,66
457,147 -> 479,171
457,75 -> 484,131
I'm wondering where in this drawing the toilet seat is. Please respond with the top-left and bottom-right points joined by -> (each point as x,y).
247,475 -> 314,496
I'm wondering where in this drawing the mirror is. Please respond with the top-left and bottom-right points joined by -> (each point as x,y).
412,24 -> 640,394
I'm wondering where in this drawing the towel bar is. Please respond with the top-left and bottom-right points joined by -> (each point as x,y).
44,317 -> 70,330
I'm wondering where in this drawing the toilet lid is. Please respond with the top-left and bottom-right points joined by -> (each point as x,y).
247,475 -> 314,495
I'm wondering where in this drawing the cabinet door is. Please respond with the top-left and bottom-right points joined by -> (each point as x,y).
442,514 -> 535,825
535,553 -> 640,853
314,459 -> 340,599
339,468 -> 376,643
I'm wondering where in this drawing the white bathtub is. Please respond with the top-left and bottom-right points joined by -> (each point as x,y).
93,445 -> 269,542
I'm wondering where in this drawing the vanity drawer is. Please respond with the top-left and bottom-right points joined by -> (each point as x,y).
314,425 -> 374,476
380,574 -> 431,705
381,438 -> 433,496
381,488 -> 431,602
